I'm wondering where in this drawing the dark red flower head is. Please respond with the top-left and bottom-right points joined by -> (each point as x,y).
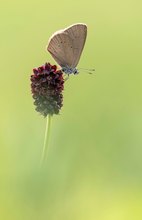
30,63 -> 64,117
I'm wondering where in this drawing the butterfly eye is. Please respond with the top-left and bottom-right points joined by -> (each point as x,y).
74,69 -> 78,74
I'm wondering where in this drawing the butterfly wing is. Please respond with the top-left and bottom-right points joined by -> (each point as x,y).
47,31 -> 74,68
64,23 -> 87,68
47,23 -> 87,69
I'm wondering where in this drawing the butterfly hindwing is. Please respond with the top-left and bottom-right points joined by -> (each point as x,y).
47,32 -> 74,68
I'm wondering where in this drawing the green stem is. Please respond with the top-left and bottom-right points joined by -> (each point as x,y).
41,115 -> 52,165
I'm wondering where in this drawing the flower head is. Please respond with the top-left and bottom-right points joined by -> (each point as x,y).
31,63 -> 64,117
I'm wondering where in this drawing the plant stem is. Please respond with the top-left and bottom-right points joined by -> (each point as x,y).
41,115 -> 52,165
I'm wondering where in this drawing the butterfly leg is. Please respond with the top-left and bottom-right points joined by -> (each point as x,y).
64,74 -> 70,82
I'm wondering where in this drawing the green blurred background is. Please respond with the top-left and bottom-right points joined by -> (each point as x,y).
0,0 -> 142,219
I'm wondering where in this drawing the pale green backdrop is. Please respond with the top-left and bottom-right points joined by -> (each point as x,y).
0,0 -> 142,219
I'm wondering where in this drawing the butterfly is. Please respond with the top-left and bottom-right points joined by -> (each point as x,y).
46,23 -> 87,75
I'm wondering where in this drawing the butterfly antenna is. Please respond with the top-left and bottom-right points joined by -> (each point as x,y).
79,68 -> 95,74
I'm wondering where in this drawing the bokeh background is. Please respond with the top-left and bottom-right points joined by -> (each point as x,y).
0,0 -> 142,219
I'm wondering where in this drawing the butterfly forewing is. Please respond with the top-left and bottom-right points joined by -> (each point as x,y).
47,23 -> 87,70
64,23 -> 87,68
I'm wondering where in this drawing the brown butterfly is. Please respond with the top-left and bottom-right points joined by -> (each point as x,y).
46,23 -> 87,74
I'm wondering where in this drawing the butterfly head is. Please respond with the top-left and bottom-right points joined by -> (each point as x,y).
61,66 -> 79,75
